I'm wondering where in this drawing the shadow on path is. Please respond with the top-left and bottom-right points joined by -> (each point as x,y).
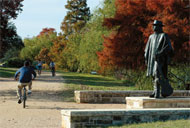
0,89 -> 74,102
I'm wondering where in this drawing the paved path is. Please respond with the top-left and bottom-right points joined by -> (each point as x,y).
0,71 -> 125,128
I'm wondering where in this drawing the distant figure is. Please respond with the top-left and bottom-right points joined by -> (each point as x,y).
144,20 -> 174,98
37,60 -> 43,75
49,61 -> 55,76
15,61 -> 36,104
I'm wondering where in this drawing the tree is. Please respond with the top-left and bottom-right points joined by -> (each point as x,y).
78,0 -> 116,73
36,48 -> 51,64
60,0 -> 90,37
49,36 -> 67,69
20,28 -> 57,61
37,28 -> 56,37
63,33 -> 81,72
98,0 -> 189,73
2,22 -> 23,48
0,0 -> 24,58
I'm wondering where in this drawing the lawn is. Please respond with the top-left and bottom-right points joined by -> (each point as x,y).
0,68 -> 149,91
59,71 -> 137,102
60,71 -> 137,91
0,67 -> 17,78
109,119 -> 190,128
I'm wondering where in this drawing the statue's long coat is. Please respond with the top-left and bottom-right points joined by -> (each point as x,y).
144,32 -> 173,77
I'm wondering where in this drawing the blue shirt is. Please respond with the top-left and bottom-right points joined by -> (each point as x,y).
15,66 -> 36,83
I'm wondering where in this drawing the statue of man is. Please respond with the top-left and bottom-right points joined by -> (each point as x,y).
144,20 -> 174,98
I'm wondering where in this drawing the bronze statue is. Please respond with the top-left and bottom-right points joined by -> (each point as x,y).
144,20 -> 174,98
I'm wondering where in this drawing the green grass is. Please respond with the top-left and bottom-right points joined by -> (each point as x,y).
59,71 -> 137,102
109,119 -> 190,128
60,71 -> 136,91
0,67 -> 17,78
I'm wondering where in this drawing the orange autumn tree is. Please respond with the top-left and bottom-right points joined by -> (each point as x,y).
37,28 -> 56,37
35,28 -> 57,64
97,0 -> 189,73
49,36 -> 67,69
36,48 -> 51,64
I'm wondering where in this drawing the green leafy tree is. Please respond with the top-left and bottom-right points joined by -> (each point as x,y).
61,0 -> 90,37
63,34 -> 81,72
0,0 -> 24,58
78,0 -> 116,73
3,22 -> 23,48
20,28 -> 57,61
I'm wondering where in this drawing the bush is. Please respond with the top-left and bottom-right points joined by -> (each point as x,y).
6,57 -> 25,68
168,64 -> 190,90
122,64 -> 190,90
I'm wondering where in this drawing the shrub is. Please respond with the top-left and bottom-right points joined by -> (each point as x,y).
6,57 -> 25,68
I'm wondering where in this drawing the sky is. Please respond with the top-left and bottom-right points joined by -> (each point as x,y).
12,0 -> 104,39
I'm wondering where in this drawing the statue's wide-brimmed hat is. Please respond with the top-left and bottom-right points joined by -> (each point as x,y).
153,20 -> 164,26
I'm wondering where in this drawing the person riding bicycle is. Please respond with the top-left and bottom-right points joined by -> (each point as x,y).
14,61 -> 36,104
49,61 -> 55,76
37,60 -> 43,75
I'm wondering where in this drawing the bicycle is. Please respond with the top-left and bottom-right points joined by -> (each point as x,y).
15,77 -> 34,108
51,67 -> 55,77
37,67 -> 41,76
22,85 -> 27,108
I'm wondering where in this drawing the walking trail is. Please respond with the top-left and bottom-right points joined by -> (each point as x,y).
0,71 -> 125,128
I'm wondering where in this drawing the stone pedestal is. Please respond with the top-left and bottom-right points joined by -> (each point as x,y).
75,90 -> 190,103
61,109 -> 190,128
126,97 -> 190,109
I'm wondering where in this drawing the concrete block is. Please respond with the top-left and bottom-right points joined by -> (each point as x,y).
126,97 -> 190,109
61,108 -> 190,128
75,90 -> 190,103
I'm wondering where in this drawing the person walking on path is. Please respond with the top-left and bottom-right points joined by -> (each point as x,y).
14,61 -> 36,104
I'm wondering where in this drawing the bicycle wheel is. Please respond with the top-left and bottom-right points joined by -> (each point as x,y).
23,87 -> 26,108
52,70 -> 55,76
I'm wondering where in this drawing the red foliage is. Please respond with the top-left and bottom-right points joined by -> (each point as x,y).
49,36 -> 66,61
98,0 -> 190,72
37,28 -> 56,37
36,48 -> 51,64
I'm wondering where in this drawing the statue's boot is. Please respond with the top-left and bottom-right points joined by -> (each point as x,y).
154,79 -> 160,98
149,80 -> 156,98
149,92 -> 155,98
149,79 -> 160,98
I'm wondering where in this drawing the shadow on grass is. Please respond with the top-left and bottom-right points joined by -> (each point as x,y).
0,68 -> 16,78
63,75 -> 132,88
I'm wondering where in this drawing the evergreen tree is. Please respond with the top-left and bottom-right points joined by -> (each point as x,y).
61,0 -> 90,37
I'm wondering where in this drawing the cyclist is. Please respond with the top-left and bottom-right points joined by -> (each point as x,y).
37,60 -> 43,75
14,61 -> 36,104
49,61 -> 55,76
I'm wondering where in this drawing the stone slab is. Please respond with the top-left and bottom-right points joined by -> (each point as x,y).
75,90 -> 190,103
126,97 -> 190,109
61,108 -> 190,128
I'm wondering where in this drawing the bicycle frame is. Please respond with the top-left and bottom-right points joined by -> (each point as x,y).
51,67 -> 55,76
22,85 -> 27,108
